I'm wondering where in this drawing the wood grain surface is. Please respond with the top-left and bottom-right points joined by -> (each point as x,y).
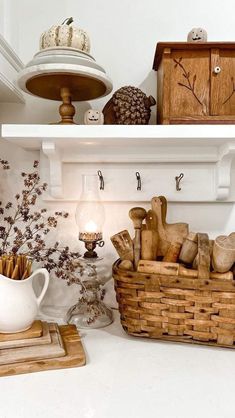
154,42 -> 235,124
0,325 -> 86,377
0,322 -> 51,350
0,320 -> 43,342
0,323 -> 65,365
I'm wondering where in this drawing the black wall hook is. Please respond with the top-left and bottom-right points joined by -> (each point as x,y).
97,170 -> 104,190
136,172 -> 141,191
175,173 -> 184,191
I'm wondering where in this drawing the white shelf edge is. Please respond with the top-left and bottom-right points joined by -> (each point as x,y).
2,124 -> 235,202
2,124 -> 235,140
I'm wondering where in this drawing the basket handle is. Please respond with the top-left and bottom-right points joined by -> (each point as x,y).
197,233 -> 210,280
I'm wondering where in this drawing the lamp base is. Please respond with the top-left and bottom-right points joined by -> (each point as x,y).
65,280 -> 113,329
66,299 -> 113,329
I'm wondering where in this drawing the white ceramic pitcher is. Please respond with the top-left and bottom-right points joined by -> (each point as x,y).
0,268 -> 49,333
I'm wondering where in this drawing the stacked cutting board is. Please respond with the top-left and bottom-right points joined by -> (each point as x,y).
0,320 -> 85,377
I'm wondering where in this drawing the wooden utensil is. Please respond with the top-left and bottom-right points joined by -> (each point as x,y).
151,196 -> 189,256
137,260 -> 233,280
141,210 -> 158,261
179,232 -> 198,264
163,241 -> 182,262
159,195 -> 189,244
151,197 -> 170,256
0,324 -> 86,377
212,233 -> 235,273
110,230 -> 134,261
129,207 -> 147,269
146,210 -> 158,231
197,233 -> 210,280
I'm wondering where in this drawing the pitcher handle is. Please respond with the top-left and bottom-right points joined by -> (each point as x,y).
30,268 -> 50,306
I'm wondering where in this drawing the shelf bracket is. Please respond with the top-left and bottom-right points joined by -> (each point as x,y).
216,142 -> 235,200
42,140 -> 63,198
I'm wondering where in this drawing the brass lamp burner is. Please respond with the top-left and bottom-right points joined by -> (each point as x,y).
79,232 -> 104,258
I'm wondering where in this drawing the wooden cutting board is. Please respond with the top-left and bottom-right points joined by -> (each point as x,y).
0,325 -> 86,376
0,322 -> 51,350
0,320 -> 43,342
0,323 -> 65,365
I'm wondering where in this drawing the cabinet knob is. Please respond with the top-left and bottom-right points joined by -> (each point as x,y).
214,66 -> 221,74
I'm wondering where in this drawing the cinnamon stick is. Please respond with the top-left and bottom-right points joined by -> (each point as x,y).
11,265 -> 19,280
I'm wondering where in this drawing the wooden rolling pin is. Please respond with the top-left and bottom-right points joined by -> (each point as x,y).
163,241 -> 182,263
137,260 -> 233,280
129,207 -> 147,269
141,210 -> 158,261
179,232 -> 198,264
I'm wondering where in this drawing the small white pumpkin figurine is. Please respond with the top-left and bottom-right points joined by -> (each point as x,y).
40,17 -> 91,53
84,109 -> 104,125
187,28 -> 207,43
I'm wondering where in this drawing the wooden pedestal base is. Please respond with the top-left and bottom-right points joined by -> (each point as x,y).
58,87 -> 76,124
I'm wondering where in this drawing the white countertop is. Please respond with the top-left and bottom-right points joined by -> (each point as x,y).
0,309 -> 235,418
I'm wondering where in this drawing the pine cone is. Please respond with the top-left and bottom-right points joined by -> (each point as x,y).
103,86 -> 156,125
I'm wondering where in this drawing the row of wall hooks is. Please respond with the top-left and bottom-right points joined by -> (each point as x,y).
97,171 -> 185,192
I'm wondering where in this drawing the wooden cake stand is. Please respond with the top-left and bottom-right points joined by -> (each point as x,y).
17,47 -> 113,124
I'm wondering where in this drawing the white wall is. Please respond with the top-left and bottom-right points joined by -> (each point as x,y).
1,0 -> 235,309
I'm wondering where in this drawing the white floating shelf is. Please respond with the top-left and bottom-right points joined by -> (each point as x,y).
0,35 -> 25,103
2,124 -> 235,202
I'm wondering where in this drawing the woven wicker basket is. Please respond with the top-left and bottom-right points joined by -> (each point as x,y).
113,259 -> 235,348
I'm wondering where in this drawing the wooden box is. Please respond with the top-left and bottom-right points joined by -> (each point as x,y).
113,259 -> 235,348
153,42 -> 235,124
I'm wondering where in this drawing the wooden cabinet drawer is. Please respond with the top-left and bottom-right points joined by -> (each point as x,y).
154,42 -> 235,124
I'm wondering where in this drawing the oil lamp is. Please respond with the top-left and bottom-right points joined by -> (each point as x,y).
66,174 -> 113,328
76,174 -> 105,258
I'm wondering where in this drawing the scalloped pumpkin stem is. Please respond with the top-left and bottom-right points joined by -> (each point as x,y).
61,17 -> 74,25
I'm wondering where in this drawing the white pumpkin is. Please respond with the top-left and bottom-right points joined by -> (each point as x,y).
187,27 -> 207,42
40,17 -> 91,53
84,109 -> 104,125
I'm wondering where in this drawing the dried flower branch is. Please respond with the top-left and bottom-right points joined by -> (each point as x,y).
0,159 -> 10,170
0,160 -> 85,286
